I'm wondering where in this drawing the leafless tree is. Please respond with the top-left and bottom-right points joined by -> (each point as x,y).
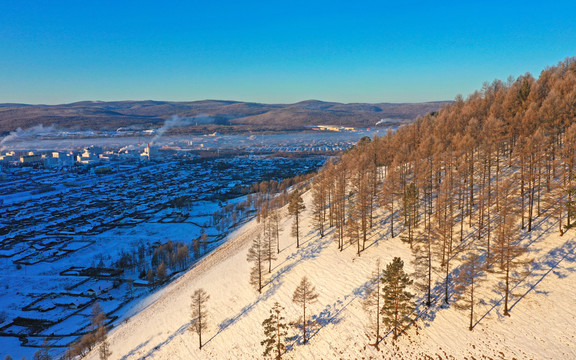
247,235 -> 268,293
190,288 -> 210,349
288,190 -> 306,248
292,276 -> 319,344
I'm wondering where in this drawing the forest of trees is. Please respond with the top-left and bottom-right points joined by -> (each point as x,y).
248,57 -> 576,355
304,57 -> 576,338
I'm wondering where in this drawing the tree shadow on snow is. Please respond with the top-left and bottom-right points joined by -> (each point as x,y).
272,234 -> 333,273
136,321 -> 190,359
284,303 -> 346,353
284,275 -> 383,353
138,283 -> 280,357
119,339 -> 151,360
202,235 -> 333,347
362,228 -> 387,252
414,263 -> 463,327
509,238 -> 576,311
475,238 -> 576,327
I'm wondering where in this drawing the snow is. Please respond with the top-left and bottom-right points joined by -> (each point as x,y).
79,190 -> 576,360
0,154 -> 328,359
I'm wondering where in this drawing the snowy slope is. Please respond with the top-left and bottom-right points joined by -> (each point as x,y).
85,190 -> 576,360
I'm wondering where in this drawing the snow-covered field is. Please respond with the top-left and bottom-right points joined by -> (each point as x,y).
84,191 -> 576,360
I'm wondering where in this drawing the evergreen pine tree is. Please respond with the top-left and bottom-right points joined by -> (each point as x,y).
381,257 -> 414,339
261,302 -> 288,359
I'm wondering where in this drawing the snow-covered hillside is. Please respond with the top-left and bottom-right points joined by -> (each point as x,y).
86,190 -> 576,360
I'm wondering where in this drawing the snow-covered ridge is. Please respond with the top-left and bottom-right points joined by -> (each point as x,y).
84,189 -> 576,359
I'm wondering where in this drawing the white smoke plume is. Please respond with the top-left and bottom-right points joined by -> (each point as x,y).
0,124 -> 57,152
375,118 -> 395,125
151,114 -> 213,143
118,144 -> 142,153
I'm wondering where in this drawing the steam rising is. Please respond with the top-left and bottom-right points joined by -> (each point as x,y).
152,115 -> 213,143
375,118 -> 395,125
0,124 -> 56,152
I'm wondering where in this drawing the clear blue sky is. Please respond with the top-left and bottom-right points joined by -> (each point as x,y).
1,0 -> 575,104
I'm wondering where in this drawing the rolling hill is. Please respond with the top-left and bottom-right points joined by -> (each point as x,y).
0,100 -> 448,135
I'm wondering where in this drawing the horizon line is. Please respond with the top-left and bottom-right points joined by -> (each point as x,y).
0,98 -> 453,107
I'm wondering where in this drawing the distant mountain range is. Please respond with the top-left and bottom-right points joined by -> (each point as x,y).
0,100 -> 450,135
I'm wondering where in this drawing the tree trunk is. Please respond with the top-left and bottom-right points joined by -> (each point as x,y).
469,151 -> 475,226
198,303 -> 203,349
391,199 -> 395,238
444,257 -> 450,305
296,212 -> 300,248
521,157 -> 526,229
504,258 -> 510,316
376,284 -> 380,347
258,260 -> 262,293
469,274 -> 474,331
303,302 -> 307,344
394,295 -> 399,339
276,312 -> 281,359
427,234 -> 432,307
